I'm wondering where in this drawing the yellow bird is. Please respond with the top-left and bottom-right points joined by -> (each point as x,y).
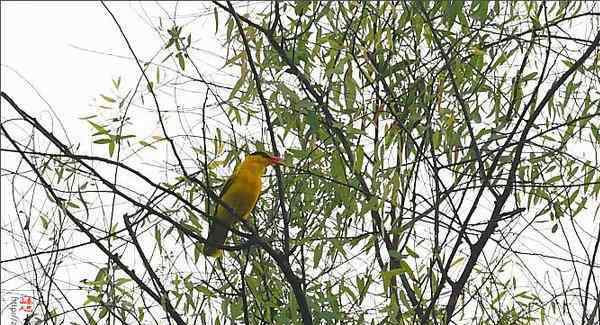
203,151 -> 283,257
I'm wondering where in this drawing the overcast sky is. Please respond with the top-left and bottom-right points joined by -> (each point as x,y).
1,3 -> 181,322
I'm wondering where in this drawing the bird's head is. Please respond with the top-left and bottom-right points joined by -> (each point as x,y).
246,151 -> 283,167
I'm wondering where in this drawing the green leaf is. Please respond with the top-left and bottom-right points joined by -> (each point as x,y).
139,140 -> 157,149
446,0 -> 463,29
313,243 -> 323,267
521,72 -> 538,83
155,226 -> 163,253
40,214 -> 49,230
432,129 -> 442,149
84,295 -> 100,306
472,0 -> 489,21
450,256 -> 465,268
562,59 -> 574,69
100,94 -> 116,103
165,37 -> 175,49
194,242 -> 202,263
412,12 -> 423,41
112,77 -> 121,90
331,152 -> 346,180
344,66 -> 356,111
226,17 -> 234,43
116,134 -> 136,141
492,53 -> 508,69
353,145 -> 364,173
177,52 -> 186,71
93,138 -> 112,144
229,74 -> 246,100
108,141 -> 115,157
88,121 -> 109,135
382,261 -> 412,290
115,277 -> 132,286
95,267 -> 108,282
84,310 -> 98,325
546,175 -> 561,184
195,284 -> 213,297
66,201 -> 80,209
405,247 -> 420,258
99,307 -> 108,319
230,301 -> 242,319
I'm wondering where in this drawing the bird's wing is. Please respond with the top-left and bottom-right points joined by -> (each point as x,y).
214,159 -> 243,214
205,173 -> 237,258
218,175 -> 235,199
219,159 -> 243,198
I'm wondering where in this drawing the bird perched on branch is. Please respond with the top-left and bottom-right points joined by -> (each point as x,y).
203,151 -> 283,257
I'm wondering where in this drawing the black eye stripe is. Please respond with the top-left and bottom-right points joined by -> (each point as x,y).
250,151 -> 271,159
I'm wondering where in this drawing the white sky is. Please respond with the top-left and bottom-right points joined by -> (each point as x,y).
1,2 -> 266,323
1,3 -> 176,322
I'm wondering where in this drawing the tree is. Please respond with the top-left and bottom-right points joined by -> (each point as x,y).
1,1 -> 600,324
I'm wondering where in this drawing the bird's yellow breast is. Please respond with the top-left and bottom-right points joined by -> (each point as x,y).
216,173 -> 262,223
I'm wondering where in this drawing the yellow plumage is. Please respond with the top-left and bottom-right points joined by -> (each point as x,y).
203,152 -> 282,257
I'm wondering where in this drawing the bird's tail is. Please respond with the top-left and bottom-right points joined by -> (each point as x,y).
203,221 -> 229,257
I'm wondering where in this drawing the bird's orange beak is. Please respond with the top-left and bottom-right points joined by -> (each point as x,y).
268,155 -> 283,165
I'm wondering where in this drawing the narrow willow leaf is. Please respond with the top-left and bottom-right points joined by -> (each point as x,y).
177,52 -> 186,71
473,0 -> 489,21
100,94 -> 116,103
